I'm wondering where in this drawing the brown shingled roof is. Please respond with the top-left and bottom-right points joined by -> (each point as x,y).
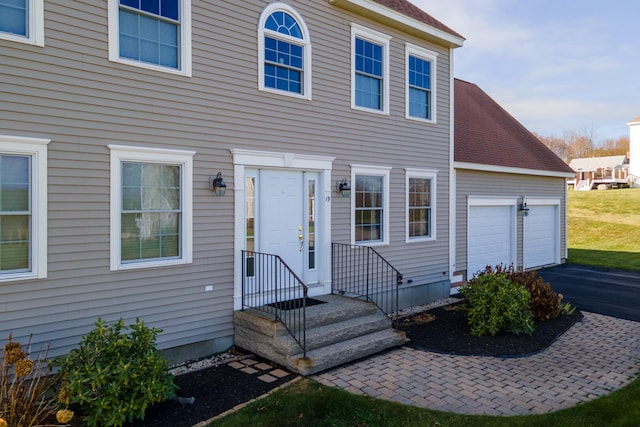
371,0 -> 464,39
454,78 -> 574,174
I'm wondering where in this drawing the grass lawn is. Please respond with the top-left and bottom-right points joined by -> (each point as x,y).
567,187 -> 640,271
213,187 -> 640,426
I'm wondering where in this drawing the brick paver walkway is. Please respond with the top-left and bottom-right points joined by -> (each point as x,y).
314,312 -> 640,415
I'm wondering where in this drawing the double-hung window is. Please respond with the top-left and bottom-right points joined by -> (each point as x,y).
0,135 -> 49,282
109,145 -> 194,270
258,3 -> 311,99
406,44 -> 438,122
108,0 -> 192,76
0,0 -> 44,46
406,168 -> 437,242
351,24 -> 390,114
351,165 -> 390,245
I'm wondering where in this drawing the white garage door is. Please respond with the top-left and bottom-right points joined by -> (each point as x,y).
523,204 -> 559,269
468,204 -> 515,278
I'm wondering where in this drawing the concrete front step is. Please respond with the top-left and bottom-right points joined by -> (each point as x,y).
233,294 -> 406,375
289,329 -> 406,376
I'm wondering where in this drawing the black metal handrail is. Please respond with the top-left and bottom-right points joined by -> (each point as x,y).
241,250 -> 308,357
331,243 -> 403,327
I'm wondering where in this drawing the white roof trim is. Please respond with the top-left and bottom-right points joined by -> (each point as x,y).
329,0 -> 464,48
454,161 -> 574,178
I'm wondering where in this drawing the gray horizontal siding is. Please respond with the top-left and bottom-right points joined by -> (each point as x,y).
1,0 -> 454,358
455,169 -> 567,276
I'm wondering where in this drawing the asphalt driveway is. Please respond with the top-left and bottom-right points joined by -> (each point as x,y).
538,264 -> 640,322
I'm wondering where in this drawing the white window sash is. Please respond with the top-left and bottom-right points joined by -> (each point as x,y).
0,0 -> 44,46
107,0 -> 192,76
405,168 -> 438,242
108,144 -> 195,271
0,135 -> 49,282
350,23 -> 391,115
350,164 -> 391,245
405,43 -> 438,123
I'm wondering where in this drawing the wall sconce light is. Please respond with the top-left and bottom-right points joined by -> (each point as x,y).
518,200 -> 530,217
209,172 -> 227,196
336,178 -> 351,198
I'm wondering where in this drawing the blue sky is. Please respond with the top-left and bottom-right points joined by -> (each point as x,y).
410,0 -> 638,144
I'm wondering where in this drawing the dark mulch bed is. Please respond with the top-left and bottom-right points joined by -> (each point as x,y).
120,358 -> 295,427
73,301 -> 582,426
397,301 -> 584,357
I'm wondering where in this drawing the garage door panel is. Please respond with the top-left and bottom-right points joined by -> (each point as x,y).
468,205 -> 514,278
524,205 -> 558,269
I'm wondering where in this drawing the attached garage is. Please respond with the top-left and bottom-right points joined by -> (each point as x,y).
467,198 -> 516,278
523,200 -> 561,269
453,79 -> 575,282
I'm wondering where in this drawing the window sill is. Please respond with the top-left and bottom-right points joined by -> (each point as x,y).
111,258 -> 190,272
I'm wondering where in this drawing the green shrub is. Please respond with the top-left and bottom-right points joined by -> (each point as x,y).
54,318 -> 176,427
461,273 -> 535,336
1,334 -> 57,426
477,265 -> 563,321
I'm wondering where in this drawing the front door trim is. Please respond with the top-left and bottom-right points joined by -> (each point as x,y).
231,149 -> 335,310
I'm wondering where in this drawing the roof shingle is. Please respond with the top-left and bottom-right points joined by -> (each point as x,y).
455,79 -> 574,174
371,0 -> 464,39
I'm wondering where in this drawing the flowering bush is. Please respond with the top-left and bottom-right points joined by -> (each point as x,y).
1,334 -> 57,426
54,318 -> 176,427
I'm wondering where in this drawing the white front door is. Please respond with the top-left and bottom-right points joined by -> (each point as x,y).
246,169 -> 319,286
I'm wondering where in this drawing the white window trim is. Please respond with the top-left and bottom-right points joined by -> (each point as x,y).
257,2 -> 312,100
0,135 -> 49,282
108,144 -> 195,271
405,43 -> 438,123
350,23 -> 391,115
405,168 -> 437,243
0,0 -> 44,46
107,0 -> 192,77
350,164 -> 391,246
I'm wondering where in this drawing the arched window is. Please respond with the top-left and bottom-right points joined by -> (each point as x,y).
258,3 -> 311,99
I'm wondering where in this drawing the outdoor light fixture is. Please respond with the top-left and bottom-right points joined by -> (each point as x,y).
336,178 -> 351,198
209,172 -> 227,196
518,200 -> 530,217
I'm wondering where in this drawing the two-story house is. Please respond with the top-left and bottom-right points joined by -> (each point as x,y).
1,0 -> 464,370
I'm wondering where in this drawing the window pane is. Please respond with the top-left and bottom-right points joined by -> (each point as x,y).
264,36 -> 303,94
355,175 -> 383,242
0,0 -> 27,37
161,0 -> 179,20
119,5 -> 179,69
408,55 -> 432,119
308,179 -> 315,270
0,215 -> 30,271
121,162 -> 181,262
141,0 -> 159,15
355,74 -> 381,110
1,155 -> 30,212
408,177 -> 431,238
265,11 -> 302,39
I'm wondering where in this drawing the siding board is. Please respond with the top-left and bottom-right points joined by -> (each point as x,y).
1,0 -> 456,358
